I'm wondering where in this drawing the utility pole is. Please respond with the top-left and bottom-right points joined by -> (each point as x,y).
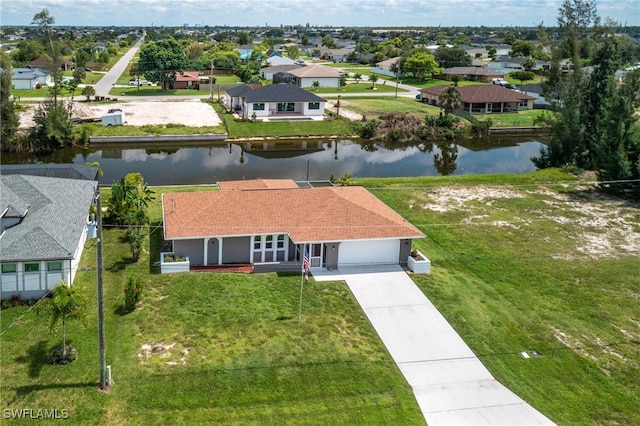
395,64 -> 400,99
96,192 -> 106,389
209,60 -> 214,102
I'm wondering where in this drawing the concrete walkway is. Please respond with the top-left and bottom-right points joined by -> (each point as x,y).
313,265 -> 554,425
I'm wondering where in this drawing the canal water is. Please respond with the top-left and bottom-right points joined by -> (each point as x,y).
1,136 -> 545,186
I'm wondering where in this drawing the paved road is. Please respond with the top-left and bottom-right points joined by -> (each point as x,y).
314,265 -> 555,425
94,37 -> 145,96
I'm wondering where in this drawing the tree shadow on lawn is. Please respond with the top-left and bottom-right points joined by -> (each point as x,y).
107,257 -> 136,273
148,222 -> 164,275
11,381 -> 97,399
15,339 -> 49,378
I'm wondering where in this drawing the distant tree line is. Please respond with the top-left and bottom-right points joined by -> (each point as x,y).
534,0 -> 640,199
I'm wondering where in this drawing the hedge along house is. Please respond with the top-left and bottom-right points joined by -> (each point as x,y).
162,179 -> 424,272
0,172 -> 97,300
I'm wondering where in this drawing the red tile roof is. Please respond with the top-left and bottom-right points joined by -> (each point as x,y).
174,71 -> 200,82
163,183 -> 424,243
217,179 -> 299,190
420,84 -> 534,103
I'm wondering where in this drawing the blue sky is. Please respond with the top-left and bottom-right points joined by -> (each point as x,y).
1,0 -> 638,28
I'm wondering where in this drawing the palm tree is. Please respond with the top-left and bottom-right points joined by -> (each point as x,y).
353,73 -> 362,84
439,86 -> 462,116
37,280 -> 88,362
311,81 -> 320,91
521,58 -> 537,71
369,74 -> 378,89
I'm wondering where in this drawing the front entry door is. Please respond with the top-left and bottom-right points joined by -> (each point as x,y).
309,243 -> 323,268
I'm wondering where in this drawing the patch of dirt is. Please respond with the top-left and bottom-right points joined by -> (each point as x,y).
420,186 -> 526,212
138,342 -> 188,365
418,185 -> 640,259
326,100 -> 363,121
18,99 -> 222,129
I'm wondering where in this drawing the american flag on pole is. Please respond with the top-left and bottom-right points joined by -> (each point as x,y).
302,247 -> 310,273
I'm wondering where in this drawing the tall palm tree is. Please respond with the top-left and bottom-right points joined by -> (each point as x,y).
439,86 -> 462,116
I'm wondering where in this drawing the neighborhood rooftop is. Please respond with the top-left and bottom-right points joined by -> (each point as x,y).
421,84 -> 535,103
162,182 -> 424,243
0,174 -> 95,261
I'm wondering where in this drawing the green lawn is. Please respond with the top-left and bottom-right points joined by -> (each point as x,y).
355,171 -> 640,425
308,82 -> 406,94
337,96 -> 441,119
1,173 -> 639,424
216,103 -> 355,138
474,109 -> 548,127
0,184 -> 424,425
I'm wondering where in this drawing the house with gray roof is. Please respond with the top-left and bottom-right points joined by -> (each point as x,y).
1,174 -> 96,300
224,84 -> 327,120
487,57 -> 550,74
260,64 -> 303,81
286,64 -> 344,88
12,67 -> 51,89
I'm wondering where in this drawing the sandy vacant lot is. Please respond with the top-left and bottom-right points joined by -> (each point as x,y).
19,99 -> 222,128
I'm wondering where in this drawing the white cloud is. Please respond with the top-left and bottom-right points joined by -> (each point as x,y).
1,0 -> 637,29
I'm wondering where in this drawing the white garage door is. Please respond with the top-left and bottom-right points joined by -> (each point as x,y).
338,240 -> 400,267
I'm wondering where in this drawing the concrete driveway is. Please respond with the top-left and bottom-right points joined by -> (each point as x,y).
314,265 -> 554,425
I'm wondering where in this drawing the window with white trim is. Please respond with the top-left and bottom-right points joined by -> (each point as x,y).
2,264 -> 17,273
48,261 -> 62,272
253,103 -> 265,111
25,263 -> 39,273
308,102 -> 320,110
277,102 -> 295,112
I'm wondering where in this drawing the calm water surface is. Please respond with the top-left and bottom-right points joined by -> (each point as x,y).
2,137 -> 545,186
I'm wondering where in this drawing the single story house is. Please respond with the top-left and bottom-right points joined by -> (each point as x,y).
224,84 -> 256,112
162,179 -> 424,271
420,85 -> 535,113
459,45 -> 490,59
483,43 -> 512,57
260,64 -> 303,81
11,67 -> 51,89
487,57 -> 550,74
169,71 -> 201,89
318,47 -> 354,62
285,64 -> 344,88
265,55 -> 298,67
1,172 -> 97,300
224,84 -> 327,120
25,56 -> 75,71
434,67 -> 504,82
371,57 -> 401,78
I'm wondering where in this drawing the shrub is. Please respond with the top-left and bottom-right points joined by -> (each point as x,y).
49,345 -> 78,365
123,276 -> 143,312
164,253 -> 186,262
